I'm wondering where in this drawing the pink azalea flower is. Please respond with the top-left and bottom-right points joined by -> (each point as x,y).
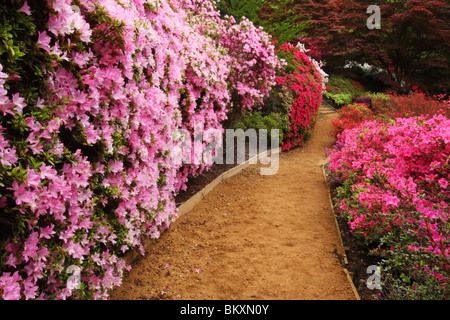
383,194 -> 400,207
0,271 -> 22,300
6,74 -> 20,81
23,278 -> 39,300
22,232 -> 39,262
0,97 -> 15,116
39,163 -> 57,180
18,1 -> 31,15
5,253 -> 19,268
37,31 -> 51,53
0,64 -> 8,79
26,169 -> 41,188
438,178 -> 448,189
0,148 -> 17,166
11,181 -> 35,206
109,160 -> 124,174
59,227 -> 75,244
40,224 -> 55,239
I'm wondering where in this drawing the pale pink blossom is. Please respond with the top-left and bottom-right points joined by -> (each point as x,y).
37,31 -> 51,53
40,224 -> 55,239
18,1 -> 31,15
0,271 -> 22,300
11,181 -> 35,206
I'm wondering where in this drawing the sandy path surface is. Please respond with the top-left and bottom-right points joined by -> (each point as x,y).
110,105 -> 356,300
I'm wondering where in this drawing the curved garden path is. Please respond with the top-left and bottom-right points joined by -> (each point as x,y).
110,104 -> 357,300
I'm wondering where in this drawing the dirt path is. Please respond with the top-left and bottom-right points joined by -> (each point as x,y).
109,105 -> 357,300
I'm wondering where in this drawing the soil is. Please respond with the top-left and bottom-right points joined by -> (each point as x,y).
109,104 -> 369,300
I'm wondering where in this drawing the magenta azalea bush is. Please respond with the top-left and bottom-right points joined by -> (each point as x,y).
0,0 -> 281,299
275,42 -> 327,151
329,116 -> 450,299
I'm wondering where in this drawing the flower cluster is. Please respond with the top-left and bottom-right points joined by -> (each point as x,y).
221,17 -> 282,112
0,0 -> 280,300
371,92 -> 450,119
331,103 -> 375,138
332,93 -> 450,138
274,42 -> 327,151
329,116 -> 450,299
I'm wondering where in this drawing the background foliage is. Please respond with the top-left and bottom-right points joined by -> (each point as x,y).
217,0 -> 450,95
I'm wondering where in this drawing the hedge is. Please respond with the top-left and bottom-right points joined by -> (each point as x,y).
0,0 -> 281,300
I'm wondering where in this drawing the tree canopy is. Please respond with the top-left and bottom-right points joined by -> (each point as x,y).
216,0 -> 450,94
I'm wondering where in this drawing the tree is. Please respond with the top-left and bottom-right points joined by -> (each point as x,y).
253,0 -> 450,94
216,0 -> 309,45
216,0 -> 265,23
357,0 -> 450,93
255,0 -> 310,45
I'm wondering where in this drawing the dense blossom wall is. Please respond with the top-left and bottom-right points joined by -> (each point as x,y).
329,115 -> 450,299
275,42 -> 326,151
0,0 -> 281,299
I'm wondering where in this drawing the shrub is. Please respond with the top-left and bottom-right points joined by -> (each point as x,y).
232,109 -> 289,142
371,92 -> 450,119
325,74 -> 366,97
275,42 -> 326,151
0,0 -> 281,300
329,116 -> 450,299
323,74 -> 366,108
234,41 -> 327,151
364,91 -> 391,101
331,103 -> 374,138
323,92 -> 352,107
332,92 -> 450,138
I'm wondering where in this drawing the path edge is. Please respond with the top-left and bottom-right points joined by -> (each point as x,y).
123,148 -> 281,266
322,163 -> 361,301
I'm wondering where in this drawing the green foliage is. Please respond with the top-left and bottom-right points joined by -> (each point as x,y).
364,92 -> 390,101
323,92 -> 352,107
326,74 -> 365,96
233,110 -> 289,142
323,74 -> 367,106
215,0 -> 309,45
0,1 -> 51,105
256,0 -> 309,45
215,0 -> 265,23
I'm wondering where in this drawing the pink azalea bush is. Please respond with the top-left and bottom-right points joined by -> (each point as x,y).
0,0 -> 281,299
231,40 -> 327,150
329,116 -> 450,299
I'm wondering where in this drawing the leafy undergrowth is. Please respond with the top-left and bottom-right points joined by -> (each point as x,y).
323,74 -> 366,108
